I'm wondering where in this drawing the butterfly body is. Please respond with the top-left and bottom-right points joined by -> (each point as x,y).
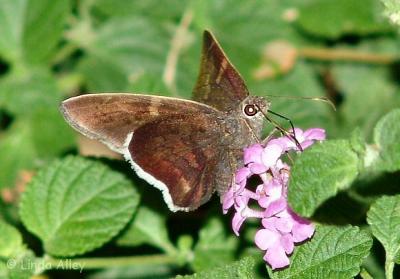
61,31 -> 270,211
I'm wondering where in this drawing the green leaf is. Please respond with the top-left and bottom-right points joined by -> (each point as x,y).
0,220 -> 24,258
254,62 -> 331,130
269,225 -> 372,279
0,0 -> 70,64
0,69 -> 63,117
373,109 -> 400,172
92,0 -> 185,20
192,218 -> 238,272
381,0 -> 400,26
81,17 -> 169,82
367,195 -> 400,263
3,250 -> 36,279
20,156 -> 139,256
332,63 -> 399,140
0,121 -> 36,189
117,206 -> 175,254
78,56 -> 129,92
177,256 -> 257,279
297,0 -> 391,39
0,221 -> 35,279
288,140 -> 360,217
89,265 -> 174,279
0,109 -> 74,189
29,107 -> 75,158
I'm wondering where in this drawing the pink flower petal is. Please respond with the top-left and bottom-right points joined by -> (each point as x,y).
222,187 -> 234,214
303,128 -> 326,141
264,242 -> 290,270
243,144 -> 263,165
262,217 -> 279,231
258,196 -> 271,208
249,163 -> 268,174
292,222 -> 315,242
280,233 -> 294,254
232,212 -> 246,236
235,167 -> 251,183
264,179 -> 283,198
261,143 -> 284,168
255,228 -> 279,250
234,195 -> 249,211
264,198 -> 287,216
275,216 -> 293,233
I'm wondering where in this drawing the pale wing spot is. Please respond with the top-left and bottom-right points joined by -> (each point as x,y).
148,98 -> 160,116
216,59 -> 228,84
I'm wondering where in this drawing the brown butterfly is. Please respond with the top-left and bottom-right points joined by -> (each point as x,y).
61,30 -> 271,211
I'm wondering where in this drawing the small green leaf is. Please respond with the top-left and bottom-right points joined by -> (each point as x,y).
192,218 -> 238,272
117,206 -> 175,254
367,195 -> 400,263
20,156 -> 139,256
373,109 -> 400,172
0,220 -> 24,258
288,140 -> 360,217
269,225 -> 372,279
297,0 -> 391,39
177,256 -> 257,279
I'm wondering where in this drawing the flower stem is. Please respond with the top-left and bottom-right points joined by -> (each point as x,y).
298,47 -> 399,65
40,254 -> 178,272
384,255 -> 394,279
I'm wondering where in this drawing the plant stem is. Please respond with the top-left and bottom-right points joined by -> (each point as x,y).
51,42 -> 79,66
298,47 -> 399,65
41,254 -> 178,271
163,8 -> 193,97
384,255 -> 394,279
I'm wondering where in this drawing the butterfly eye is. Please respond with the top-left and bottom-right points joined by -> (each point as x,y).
244,104 -> 258,116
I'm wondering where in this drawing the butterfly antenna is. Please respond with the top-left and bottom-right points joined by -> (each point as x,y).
264,95 -> 336,111
256,106 -> 303,151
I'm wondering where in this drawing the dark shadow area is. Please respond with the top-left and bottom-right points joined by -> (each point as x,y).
355,171 -> 400,197
0,109 -> 13,131
312,192 -> 369,226
0,57 -> 10,76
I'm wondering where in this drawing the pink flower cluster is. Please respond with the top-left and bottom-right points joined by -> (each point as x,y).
222,128 -> 325,270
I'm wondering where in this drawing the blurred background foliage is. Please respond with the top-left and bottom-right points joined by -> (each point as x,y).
0,0 -> 399,277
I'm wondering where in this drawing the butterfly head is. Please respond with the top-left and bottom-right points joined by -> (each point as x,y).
241,96 -> 271,119
238,96 -> 271,140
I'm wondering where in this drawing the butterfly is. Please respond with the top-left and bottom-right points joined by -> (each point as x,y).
61,30 -> 272,212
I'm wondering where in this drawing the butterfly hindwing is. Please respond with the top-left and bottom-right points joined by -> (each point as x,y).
126,113 -> 226,211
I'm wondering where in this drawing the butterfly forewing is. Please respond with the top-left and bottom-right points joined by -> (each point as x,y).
192,30 -> 249,112
60,93 -> 218,152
